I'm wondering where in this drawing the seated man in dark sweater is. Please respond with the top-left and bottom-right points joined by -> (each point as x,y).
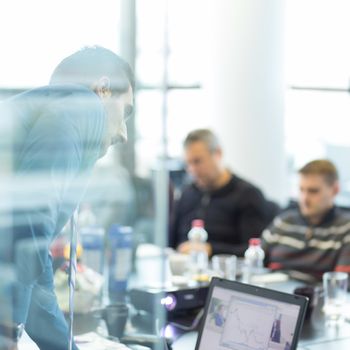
169,129 -> 273,257
262,159 -> 350,279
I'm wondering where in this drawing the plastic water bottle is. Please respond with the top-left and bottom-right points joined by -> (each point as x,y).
108,224 -> 133,301
80,226 -> 105,273
187,219 -> 209,279
242,238 -> 265,284
78,204 -> 105,274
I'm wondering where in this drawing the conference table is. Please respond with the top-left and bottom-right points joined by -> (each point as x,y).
129,257 -> 350,350
170,276 -> 350,350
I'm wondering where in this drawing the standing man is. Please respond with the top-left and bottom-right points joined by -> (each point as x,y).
0,46 -> 134,349
262,159 -> 350,279
170,129 -> 274,257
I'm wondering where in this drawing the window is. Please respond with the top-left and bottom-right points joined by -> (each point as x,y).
135,0 -> 207,175
0,0 -> 121,88
285,0 -> 350,203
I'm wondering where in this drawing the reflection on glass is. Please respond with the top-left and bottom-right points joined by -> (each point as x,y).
0,46 -> 136,349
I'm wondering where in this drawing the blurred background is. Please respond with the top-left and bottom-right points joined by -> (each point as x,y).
1,0 -> 350,346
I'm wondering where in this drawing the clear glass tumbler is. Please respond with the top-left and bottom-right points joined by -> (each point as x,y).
211,254 -> 237,280
322,271 -> 348,325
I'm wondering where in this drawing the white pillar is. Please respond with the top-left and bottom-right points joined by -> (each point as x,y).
203,0 -> 287,204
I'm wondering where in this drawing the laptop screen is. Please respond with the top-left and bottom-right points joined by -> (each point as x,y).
196,278 -> 308,350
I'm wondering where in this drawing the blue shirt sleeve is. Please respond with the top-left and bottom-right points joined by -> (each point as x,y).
12,95 -> 105,283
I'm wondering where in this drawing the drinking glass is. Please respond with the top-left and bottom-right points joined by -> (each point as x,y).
211,254 -> 237,280
323,271 -> 348,325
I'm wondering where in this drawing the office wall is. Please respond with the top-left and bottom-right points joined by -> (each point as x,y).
203,0 -> 287,204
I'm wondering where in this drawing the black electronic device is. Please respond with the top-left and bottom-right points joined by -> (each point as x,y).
195,277 -> 308,350
129,284 -> 209,315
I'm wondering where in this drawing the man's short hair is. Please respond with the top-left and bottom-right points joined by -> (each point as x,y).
49,46 -> 135,93
184,129 -> 220,153
298,159 -> 339,185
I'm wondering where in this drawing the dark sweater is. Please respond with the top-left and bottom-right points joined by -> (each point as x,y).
170,174 -> 272,256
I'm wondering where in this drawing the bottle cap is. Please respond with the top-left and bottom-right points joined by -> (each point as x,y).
64,243 -> 83,260
249,238 -> 261,246
191,219 -> 204,228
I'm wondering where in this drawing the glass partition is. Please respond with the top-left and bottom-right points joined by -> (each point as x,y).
0,1 -> 171,349
4,1 -> 350,349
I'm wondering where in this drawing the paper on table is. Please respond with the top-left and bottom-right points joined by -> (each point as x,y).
250,272 -> 289,284
75,332 -> 131,350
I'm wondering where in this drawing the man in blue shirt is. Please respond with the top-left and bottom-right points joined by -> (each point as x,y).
0,46 -> 134,349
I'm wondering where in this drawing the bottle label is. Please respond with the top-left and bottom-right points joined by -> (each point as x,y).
82,250 -> 103,273
114,248 -> 132,280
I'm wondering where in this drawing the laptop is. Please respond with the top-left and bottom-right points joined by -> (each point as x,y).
195,277 -> 308,350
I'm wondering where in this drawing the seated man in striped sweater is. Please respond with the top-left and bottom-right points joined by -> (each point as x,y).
262,159 -> 350,280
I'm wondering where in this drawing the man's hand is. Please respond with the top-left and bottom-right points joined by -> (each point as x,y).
0,336 -> 17,350
177,240 -> 212,257
0,323 -> 22,350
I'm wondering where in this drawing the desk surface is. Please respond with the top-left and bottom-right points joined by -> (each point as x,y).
171,278 -> 350,350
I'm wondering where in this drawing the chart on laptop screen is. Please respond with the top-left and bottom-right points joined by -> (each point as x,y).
197,286 -> 301,350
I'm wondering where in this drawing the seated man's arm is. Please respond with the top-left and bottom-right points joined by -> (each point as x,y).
171,197 -> 213,256
261,227 -> 275,267
177,240 -> 213,256
334,235 -> 350,273
233,187 -> 271,256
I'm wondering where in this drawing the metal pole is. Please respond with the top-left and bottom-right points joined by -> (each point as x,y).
68,209 -> 78,350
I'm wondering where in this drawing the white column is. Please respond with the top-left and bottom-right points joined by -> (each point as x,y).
203,0 -> 287,204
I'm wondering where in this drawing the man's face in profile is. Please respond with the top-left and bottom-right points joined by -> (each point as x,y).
185,141 -> 221,190
298,174 -> 338,219
99,84 -> 133,157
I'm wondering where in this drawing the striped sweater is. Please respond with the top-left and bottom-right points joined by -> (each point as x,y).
261,206 -> 350,279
